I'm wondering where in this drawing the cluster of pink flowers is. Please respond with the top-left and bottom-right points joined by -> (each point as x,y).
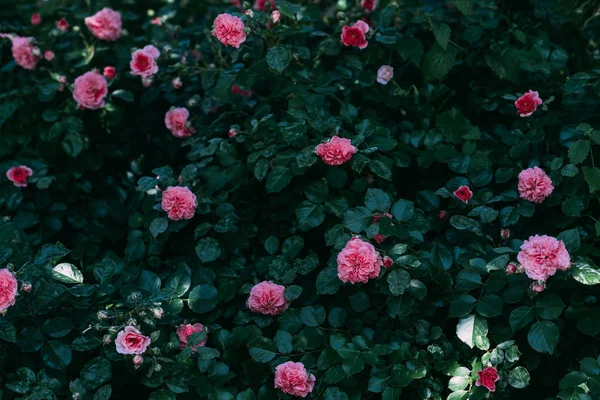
115,326 -> 151,355
176,323 -> 207,352
85,8 -> 122,41
212,14 -> 246,48
341,21 -> 370,49
515,90 -> 542,117
73,71 -> 108,110
161,186 -> 197,220
517,235 -> 571,282
0,269 -> 18,313
6,165 -> 33,187
315,136 -> 357,166
247,281 -> 290,315
9,36 -> 42,70
518,167 -> 553,203
130,45 -> 160,79
165,108 -> 195,138
337,237 -> 383,284
274,361 -> 316,397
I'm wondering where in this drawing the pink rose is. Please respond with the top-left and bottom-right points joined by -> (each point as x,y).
212,14 -> 246,48
56,18 -> 69,32
161,186 -> 197,221
176,323 -> 208,352
315,136 -> 357,166
254,0 -> 276,10
372,213 -> 392,244
103,66 -> 116,79
274,361 -> 316,398
44,50 -> 54,61
6,165 -> 33,187
115,326 -> 151,355
453,185 -> 473,204
518,166 -> 553,203
10,36 -> 42,70
31,13 -> 41,26
341,20 -> 369,49
73,71 -> 108,110
165,107 -> 195,138
85,8 -> 122,41
130,45 -> 160,78
247,281 -> 289,316
133,354 -> 143,367
377,65 -> 394,85
515,90 -> 542,117
361,0 -> 378,12
272,11 -> 281,23
0,269 -> 18,313
476,366 -> 500,392
337,237 -> 383,284
383,256 -> 393,268
517,235 -> 571,282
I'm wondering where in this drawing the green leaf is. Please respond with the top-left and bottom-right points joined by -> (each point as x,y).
323,387 -> 349,400
300,305 -> 326,327
535,294 -> 566,320
195,238 -> 221,263
149,390 -> 176,400
557,228 -> 580,252
282,236 -> 304,258
248,338 -> 277,363
267,45 -> 292,72
369,159 -> 392,181
571,259 -> 600,285
41,340 -> 72,370
0,318 -> 17,342
449,294 -> 477,318
508,367 -> 530,389
52,263 -> 83,284
284,285 -> 302,300
432,23 -> 451,51
422,43 -> 458,81
510,307 -> 536,331
274,331 -> 293,353
368,374 -> 390,393
365,188 -> 392,212
94,386 -> 112,400
387,270 -> 411,296
277,1 -> 302,18
382,387 -> 403,400
454,0 -> 473,14
476,294 -> 503,317
149,217 -> 168,237
391,199 -> 415,222
316,267 -> 342,295
582,167 -> 600,193
264,235 -> 279,255
111,89 -> 134,102
344,207 -> 372,233
296,201 -> 326,231
449,215 -> 482,235
81,358 -> 111,389
43,318 -> 74,338
188,285 -> 219,313
568,140 -> 590,165
527,321 -> 559,354
456,314 -> 488,349
266,166 -> 293,193
559,371 -> 589,389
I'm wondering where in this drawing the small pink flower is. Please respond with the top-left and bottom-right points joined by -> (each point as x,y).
372,213 -> 393,244
9,36 -> 42,70
453,185 -> 473,204
476,367 -> 500,392
377,65 -> 393,85
31,13 -> 41,26
165,107 -> 195,138
172,77 -> 182,89
176,323 -> 208,352
272,11 -> 281,23
44,50 -> 54,61
383,256 -> 393,268
130,45 -> 160,78
500,228 -> 510,239
337,237 -> 383,284
518,167 -> 553,203
0,269 -> 18,313
56,18 -> 69,32
103,66 -> 116,79
73,71 -> 108,110
133,354 -> 143,367
21,282 -> 32,292
161,186 -> 197,221
212,14 -> 246,48
505,263 -> 517,275
315,136 -> 357,166
231,84 -> 253,97
228,129 -> 238,138
115,326 -> 151,355
515,90 -> 542,117
152,307 -> 163,319
341,20 -> 369,49
85,8 -> 122,41
58,75 -> 67,84
517,235 -> 571,281
150,17 -> 162,25
361,0 -> 378,12
6,165 -> 33,187
439,210 -> 447,219
274,361 -> 316,398
247,281 -> 289,316
531,281 -> 546,293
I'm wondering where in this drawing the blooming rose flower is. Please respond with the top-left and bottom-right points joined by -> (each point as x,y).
0,269 -> 18,313
172,77 -> 182,89
176,323 -> 208,351
515,90 -> 542,117
115,326 -> 151,355
337,237 -> 383,284
31,13 -> 41,25
73,71 -> 108,110
85,8 -> 122,41
56,18 -> 69,32
453,185 -> 473,204
383,256 -> 393,268
165,108 -> 195,138
231,84 -> 253,97
272,11 -> 281,23
44,50 -> 54,61
103,66 -> 116,79
10,36 -> 42,70
377,65 -> 394,85
372,213 -> 392,244
247,281 -> 289,315
130,45 -> 160,78
6,165 -> 33,187
518,166 -> 553,203
517,235 -> 571,281
531,281 -> 546,293
341,20 -> 369,49
161,186 -> 197,221
274,362 -> 316,397
254,0 -> 276,10
476,366 -> 500,392
212,14 -> 246,48
315,136 -> 357,166
361,0 -> 378,12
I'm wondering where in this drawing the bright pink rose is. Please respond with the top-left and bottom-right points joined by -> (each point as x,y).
176,323 -> 208,351
361,0 -> 378,12
372,213 -> 392,244
161,186 -> 197,221
130,45 -> 160,78
73,71 -> 108,110
212,14 -> 246,48
247,281 -> 289,316
31,13 -> 41,26
272,11 -> 281,23
274,361 -> 316,398
341,21 -> 369,49
377,65 -> 393,85
515,90 -> 542,117
103,66 -> 116,79
85,8 -> 122,41
115,326 -> 151,355
518,166 -> 553,203
56,18 -> 69,32
44,50 -> 54,61
453,185 -> 473,204
476,366 -> 500,392
517,235 -> 571,281
337,237 -> 383,284
165,107 -> 195,138
10,36 -> 42,70
315,136 -> 357,166
6,166 -> 33,187
0,269 -> 18,313
254,0 -> 276,10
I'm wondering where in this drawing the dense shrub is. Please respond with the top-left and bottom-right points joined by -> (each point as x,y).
1,0 -> 600,399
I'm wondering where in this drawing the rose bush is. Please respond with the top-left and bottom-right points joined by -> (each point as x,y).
1,0 -> 600,399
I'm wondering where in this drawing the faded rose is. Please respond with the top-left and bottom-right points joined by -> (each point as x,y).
85,8 -> 122,41
10,36 -> 42,70
176,323 -> 208,351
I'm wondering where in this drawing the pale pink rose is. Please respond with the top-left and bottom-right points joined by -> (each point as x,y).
44,50 -> 54,61
165,107 -> 195,138
341,20 -> 369,49
130,45 -> 160,78
518,167 -> 553,203
517,235 -> 571,282
161,186 -> 197,220
10,36 -> 42,70
176,323 -> 208,352
337,237 -> 383,284
115,326 -> 151,355
172,77 -> 182,89
361,0 -> 378,12
372,213 -> 392,244
272,11 -> 281,23
315,136 -> 357,166
515,90 -> 542,117
274,361 -> 316,398
212,14 -> 246,48
377,65 -> 393,85
85,8 -> 122,41
0,269 -> 18,313
6,165 -> 33,187
247,281 -> 289,316
73,71 -> 108,110
56,18 -> 69,32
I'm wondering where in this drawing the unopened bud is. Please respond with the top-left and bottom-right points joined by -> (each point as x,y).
383,256 -> 393,268
97,311 -> 108,319
21,282 -> 32,292
505,263 -> 517,275
103,334 -> 112,344
133,354 -> 143,367
172,77 -> 182,89
154,363 -> 162,372
531,281 -> 546,293
500,228 -> 510,239
153,307 -> 164,319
